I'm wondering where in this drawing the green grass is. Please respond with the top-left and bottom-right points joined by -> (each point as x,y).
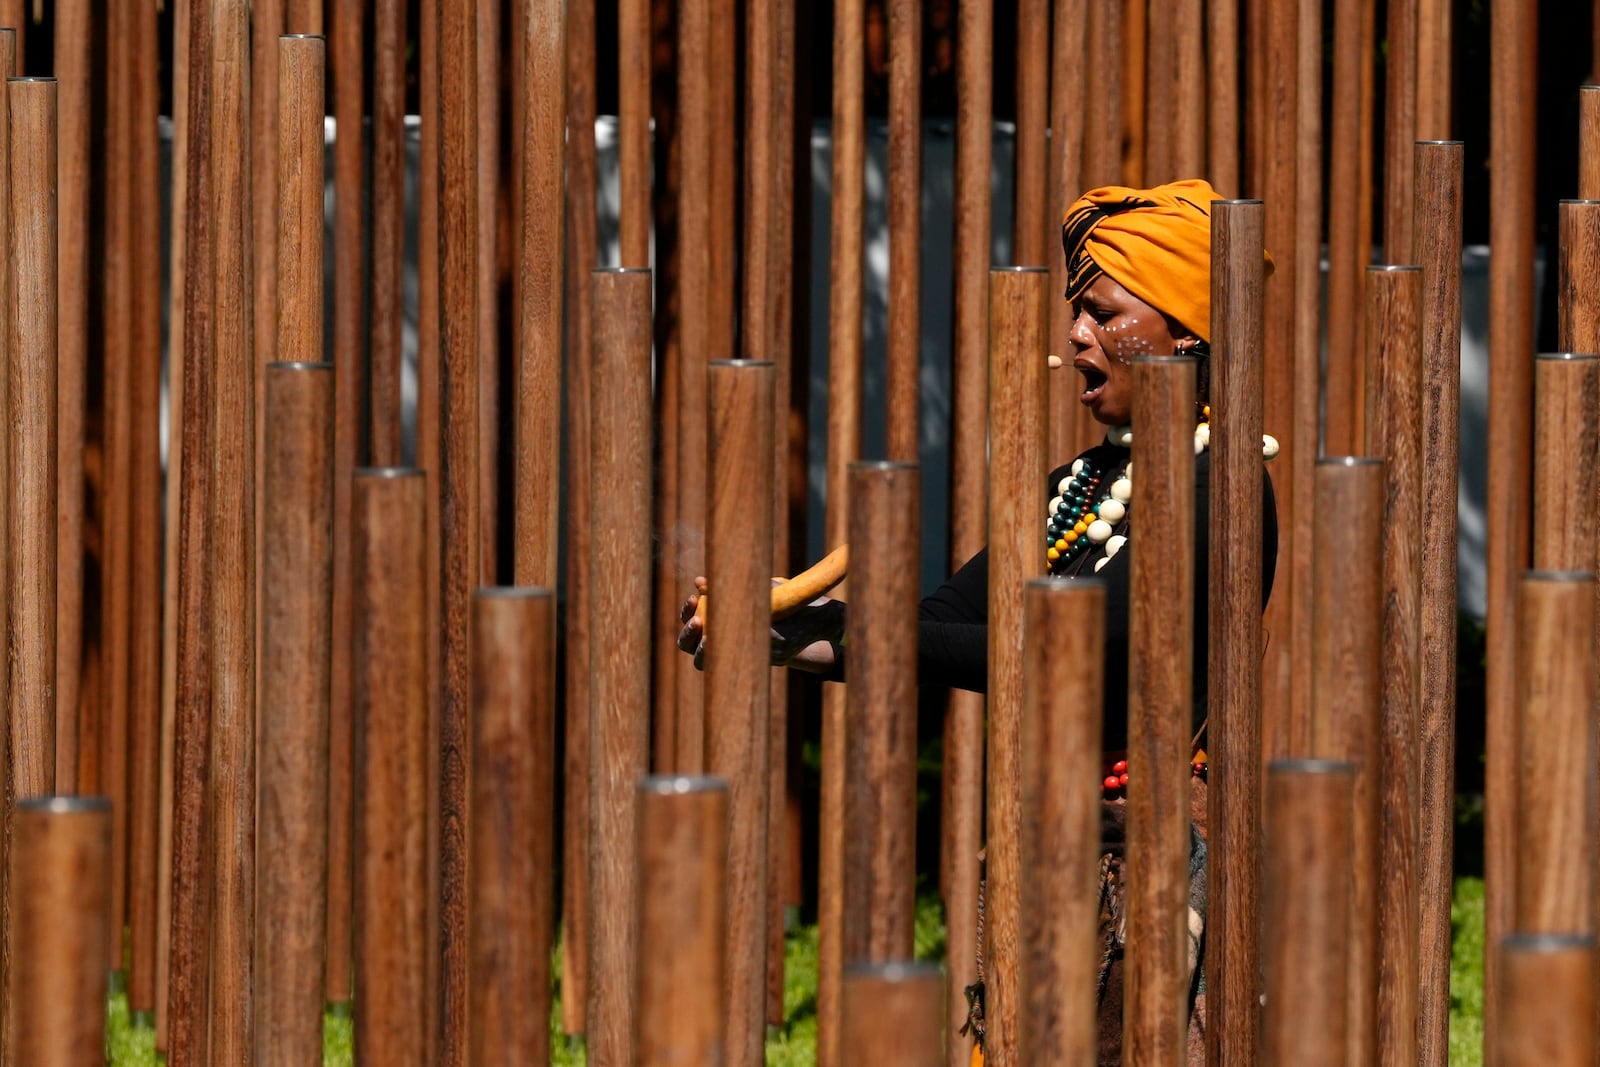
105,884 -> 1489,1065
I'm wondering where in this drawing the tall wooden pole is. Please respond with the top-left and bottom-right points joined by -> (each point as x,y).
1560,201 -> 1600,353
1310,458 -> 1385,1067
983,267 -> 1049,1067
1383,0 -> 1417,261
1416,0 -> 1450,138
1532,355 -> 1600,572
586,268 -> 654,1067
618,0 -> 650,266
1325,0 -> 1372,455
352,470 -> 429,1067
370,0 -> 408,464
1018,579 -> 1102,1065
468,589 -> 556,1067
1048,0 -> 1088,461
1013,0 -> 1047,265
1206,199 -> 1267,1067
1495,936 -> 1598,1067
1206,0 -> 1238,193
840,964 -> 944,1066
1581,87 -> 1600,200
886,0 -> 921,461
253,0 -> 284,387
475,0 -> 500,589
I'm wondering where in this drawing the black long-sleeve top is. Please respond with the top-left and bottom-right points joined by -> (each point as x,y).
829,440 -> 1279,750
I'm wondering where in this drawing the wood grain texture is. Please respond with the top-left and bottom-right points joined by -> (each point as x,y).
1485,3 -> 1537,1049
1310,458 -> 1384,1067
255,361 -> 334,1067
475,0 -> 500,587
618,0 -> 650,266
1512,574 -> 1596,936
1145,0 -> 1204,183
1013,0 -> 1048,265
706,360 -> 777,1064
512,0 -> 565,589
1018,580 -> 1103,1065
1412,140 -> 1462,1067
370,0 -> 408,465
1120,0 -> 1144,183
128,0 -> 164,1014
886,0 -> 921,461
53,0 -> 86,798
1205,200 -> 1266,1067
1206,0 -> 1238,194
560,0 -> 597,1035
437,0 -> 484,1056
1383,0 -> 1416,261
840,964 -> 944,1067
1532,355 -> 1599,572
327,0 -> 366,1008
1263,763 -> 1355,1067
1364,266 -> 1423,1067
636,779 -> 731,1066
842,462 -> 919,967
6,799 -> 111,1067
585,268 -> 653,1067
817,683 -> 848,1067
0,39 -> 11,1047
252,0 -> 283,387
352,471 -> 429,1067
1324,0 -> 1372,455
469,590 -> 556,1067
1495,936 -> 1598,1067
1048,0 -> 1088,462
743,0 -> 776,360
1560,202 -> 1600,353
984,267 -> 1049,1067
1124,356 -> 1197,1066
1582,87 -> 1600,200
1415,0 -> 1450,138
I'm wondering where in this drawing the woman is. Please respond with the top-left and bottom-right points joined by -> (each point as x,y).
677,179 -> 1279,1064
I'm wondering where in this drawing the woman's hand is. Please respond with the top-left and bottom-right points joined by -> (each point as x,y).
676,577 -> 844,673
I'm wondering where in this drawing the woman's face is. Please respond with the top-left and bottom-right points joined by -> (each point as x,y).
1061,274 -> 1195,426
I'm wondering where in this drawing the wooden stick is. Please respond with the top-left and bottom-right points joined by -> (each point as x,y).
1206,199 -> 1267,1067
984,267 -> 1049,1067
1018,579 -> 1103,1065
1013,0 -> 1048,265
586,267 -> 654,1067
706,360 -> 777,1062
1174,0 -> 1204,177
1310,457 -> 1385,1067
560,0 -> 597,1036
255,360 -> 334,1067
1047,0 -> 1087,462
818,681 -> 848,1067
1415,0 -> 1450,138
1532,355 -> 1600,571
512,0 -> 565,588
370,0 -> 407,465
252,0 -> 283,382
436,0 -> 482,1054
1412,140 -> 1463,1067
1383,0 -> 1417,262
946,4 -> 992,1059
886,0 -> 920,461
351,469 -> 429,1067
1263,761 -> 1356,1067
6,798 -> 111,1067
1560,201 -> 1600,352
1364,265 -> 1424,1067
326,0 -> 366,1010
618,0 -> 650,266
255,54 -> 330,1062
128,0 -> 164,1015
1124,355 -> 1197,1062
0,38 -> 11,1045
1513,572 -> 1596,935
53,0 -> 86,799
1581,87 -> 1600,200
1325,0 -> 1369,455
636,777 -> 731,1066
1495,935 -> 1598,1067
840,963 -> 944,1066
1206,0 -> 1238,194
1142,0 -> 1174,184
1120,0 -> 1145,183
1485,0 -> 1538,1049
743,0 -> 776,361
0,1 -> 20,63
475,0 -> 500,586
468,588 -> 556,1067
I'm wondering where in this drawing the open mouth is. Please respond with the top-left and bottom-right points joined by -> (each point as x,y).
1077,363 -> 1108,404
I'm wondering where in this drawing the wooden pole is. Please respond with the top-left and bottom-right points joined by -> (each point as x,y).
1415,0 -> 1450,138
1364,265 -> 1424,1067
984,267 -> 1048,1067
1083,0 -> 1125,191
1262,762 -> 1356,1067
1532,355 -> 1600,571
1494,936 -> 1598,1067
1120,0 -> 1145,184
1018,579 -> 1103,1065
512,0 -> 565,589
351,470 -> 429,1067
586,267 -> 654,1067
469,588 -> 556,1067
254,360 -> 334,1067
127,0 -> 164,1015
1206,0 -> 1238,194
1310,458 -> 1385,1067
1013,0 -> 1047,265
886,0 -> 921,461
1325,0 -> 1371,455
437,0 -> 482,1053
6,798 -> 111,1067
475,0 -> 500,591
1206,199 -> 1267,1067
561,0 -> 597,1036
705,360 -> 776,1064
253,0 -> 284,388
1123,356 -> 1197,1063
1560,201 -> 1600,353
0,38 -> 11,1044
840,963 -> 944,1066
1412,139 -> 1463,1067
1383,0 -> 1417,262
370,0 -> 407,464
842,461 -> 919,965
1581,87 -> 1600,200
946,3 -> 992,1060
743,0 -> 776,360
327,0 -> 366,1010
1485,0 -> 1538,1048
618,0 -> 650,266
53,0 -> 86,799
1513,572 -> 1597,937
636,777 -> 731,1067
1048,0 -> 1088,462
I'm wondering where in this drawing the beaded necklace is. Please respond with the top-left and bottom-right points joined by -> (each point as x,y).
1045,410 -> 1279,576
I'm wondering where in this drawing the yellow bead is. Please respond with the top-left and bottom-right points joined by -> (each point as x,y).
1055,538 -> 1068,551
1065,530 -> 1079,544
1047,547 -> 1060,561
1074,521 -> 1088,535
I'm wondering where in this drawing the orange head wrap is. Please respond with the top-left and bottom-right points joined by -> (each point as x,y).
1061,179 -> 1271,344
